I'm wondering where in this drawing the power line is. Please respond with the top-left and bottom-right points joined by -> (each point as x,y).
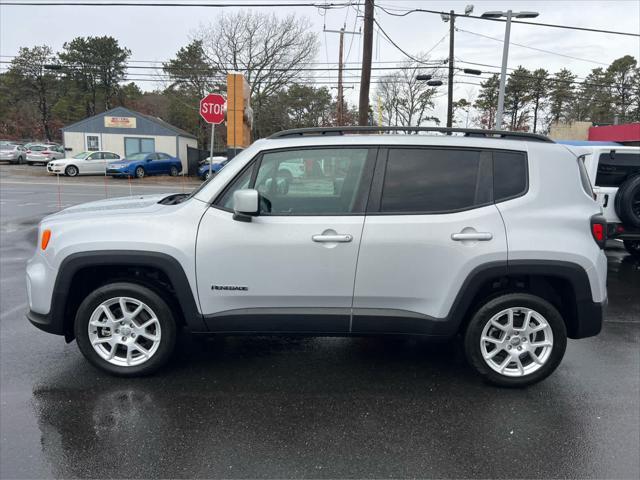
374,4 -> 640,37
0,1 -> 356,6
372,18 -> 438,64
456,28 -> 610,66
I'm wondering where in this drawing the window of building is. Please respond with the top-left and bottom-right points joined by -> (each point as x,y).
125,138 -> 156,157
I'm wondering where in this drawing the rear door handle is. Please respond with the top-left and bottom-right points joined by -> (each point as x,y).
451,232 -> 493,241
312,234 -> 353,243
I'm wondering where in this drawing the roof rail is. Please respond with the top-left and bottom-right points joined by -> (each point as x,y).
267,126 -> 554,143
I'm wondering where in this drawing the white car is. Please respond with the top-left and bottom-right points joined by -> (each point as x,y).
26,126 -> 607,387
26,144 -> 65,165
47,151 -> 122,177
567,145 -> 640,257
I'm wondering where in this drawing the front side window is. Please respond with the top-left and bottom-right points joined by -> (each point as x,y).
255,148 -> 369,215
216,148 -> 371,215
381,148 -> 490,213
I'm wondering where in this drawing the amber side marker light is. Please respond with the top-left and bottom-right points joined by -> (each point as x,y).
41,229 -> 51,250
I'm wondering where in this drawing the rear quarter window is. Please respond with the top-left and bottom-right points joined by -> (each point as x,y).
493,151 -> 528,202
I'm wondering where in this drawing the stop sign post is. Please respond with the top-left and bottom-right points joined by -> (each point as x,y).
200,94 -> 226,178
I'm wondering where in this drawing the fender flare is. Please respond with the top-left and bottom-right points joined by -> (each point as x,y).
50,251 -> 205,336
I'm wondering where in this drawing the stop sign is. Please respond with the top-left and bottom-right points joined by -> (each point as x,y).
200,93 -> 226,124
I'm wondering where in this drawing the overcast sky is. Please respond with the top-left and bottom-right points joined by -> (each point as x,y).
1,0 -> 639,123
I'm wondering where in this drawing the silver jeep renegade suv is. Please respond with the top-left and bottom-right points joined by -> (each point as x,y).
26,127 -> 608,387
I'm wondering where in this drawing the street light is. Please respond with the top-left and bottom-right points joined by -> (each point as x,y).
481,9 -> 539,130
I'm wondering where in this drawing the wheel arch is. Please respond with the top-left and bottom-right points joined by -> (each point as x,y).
51,251 -> 205,342
449,260 -> 602,339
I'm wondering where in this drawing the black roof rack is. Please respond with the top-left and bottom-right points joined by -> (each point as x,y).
267,126 -> 554,143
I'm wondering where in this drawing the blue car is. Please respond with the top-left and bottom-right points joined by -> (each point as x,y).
198,156 -> 229,180
106,152 -> 182,179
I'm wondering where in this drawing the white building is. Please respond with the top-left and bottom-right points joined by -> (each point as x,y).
61,107 -> 197,172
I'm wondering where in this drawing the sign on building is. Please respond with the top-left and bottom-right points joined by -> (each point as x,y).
104,116 -> 137,129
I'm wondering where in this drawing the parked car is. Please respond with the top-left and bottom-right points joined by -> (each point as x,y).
26,145 -> 65,165
106,152 -> 182,179
568,145 -> 640,258
26,127 -> 607,387
0,144 -> 28,164
47,151 -> 122,177
198,156 -> 228,180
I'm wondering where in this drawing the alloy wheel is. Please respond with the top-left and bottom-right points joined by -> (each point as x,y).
136,167 -> 145,178
88,297 -> 161,367
480,307 -> 554,377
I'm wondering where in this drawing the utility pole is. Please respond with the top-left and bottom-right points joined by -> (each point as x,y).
481,9 -> 539,130
447,10 -> 455,129
325,26 -> 360,125
359,0 -> 374,126
337,27 -> 345,125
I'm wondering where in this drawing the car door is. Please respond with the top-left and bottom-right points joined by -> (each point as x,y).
351,147 -> 508,335
84,152 -> 105,174
145,153 -> 160,174
196,146 -> 376,333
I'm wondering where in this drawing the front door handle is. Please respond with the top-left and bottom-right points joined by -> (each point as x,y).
312,234 -> 353,243
451,232 -> 493,241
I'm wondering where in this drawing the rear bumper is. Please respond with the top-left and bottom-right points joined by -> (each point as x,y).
573,297 -> 607,339
607,223 -> 640,240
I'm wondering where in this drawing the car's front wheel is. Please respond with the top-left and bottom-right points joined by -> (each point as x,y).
169,166 -> 179,177
464,293 -> 567,387
65,165 -> 78,177
135,166 -> 145,179
624,240 -> 640,258
75,282 -> 177,376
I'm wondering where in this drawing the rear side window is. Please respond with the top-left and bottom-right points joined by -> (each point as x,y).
595,152 -> 640,187
380,148 -> 491,213
577,155 -> 594,198
493,151 -> 528,202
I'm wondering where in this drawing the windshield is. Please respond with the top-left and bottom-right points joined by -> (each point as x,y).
126,153 -> 148,160
73,152 -> 91,159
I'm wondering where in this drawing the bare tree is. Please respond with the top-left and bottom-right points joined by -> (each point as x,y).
196,11 -> 318,99
375,59 -> 441,129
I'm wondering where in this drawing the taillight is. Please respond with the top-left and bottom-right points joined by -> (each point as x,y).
26,150 -> 31,153
590,215 -> 607,249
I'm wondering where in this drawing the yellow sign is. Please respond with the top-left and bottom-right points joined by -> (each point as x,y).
104,116 -> 137,128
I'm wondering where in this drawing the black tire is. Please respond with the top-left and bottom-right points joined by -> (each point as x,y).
135,166 -> 145,179
615,175 -> 640,228
464,293 -> 567,388
624,240 -> 640,258
169,165 -> 179,177
75,282 -> 177,376
65,165 -> 79,177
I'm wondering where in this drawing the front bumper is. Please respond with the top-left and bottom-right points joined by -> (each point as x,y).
26,309 -> 63,335
47,165 -> 63,174
106,169 -> 130,176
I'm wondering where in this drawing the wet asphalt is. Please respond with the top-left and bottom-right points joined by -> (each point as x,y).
1,165 -> 639,479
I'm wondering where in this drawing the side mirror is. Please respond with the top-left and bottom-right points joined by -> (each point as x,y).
233,189 -> 259,222
146,158 -> 153,162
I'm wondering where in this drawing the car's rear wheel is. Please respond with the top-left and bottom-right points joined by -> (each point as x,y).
624,240 -> 640,258
135,166 -> 145,179
169,166 -> 179,177
65,165 -> 78,177
464,293 -> 567,387
75,282 -> 177,376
